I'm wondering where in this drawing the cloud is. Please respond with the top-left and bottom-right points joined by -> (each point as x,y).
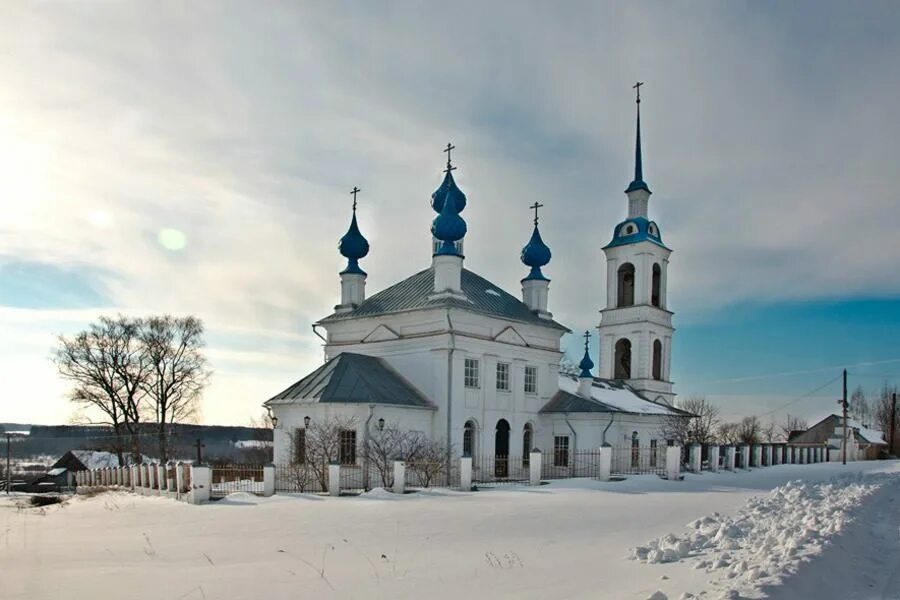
1,2 -> 899,423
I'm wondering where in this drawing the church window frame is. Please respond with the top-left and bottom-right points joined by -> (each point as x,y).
524,366 -> 538,394
463,420 -> 476,457
617,263 -> 635,307
614,338 -> 632,379
292,428 -> 307,464
496,362 -> 510,391
464,358 -> 480,389
339,429 -> 357,465
651,263 -> 661,307
652,339 -> 663,381
553,435 -> 570,467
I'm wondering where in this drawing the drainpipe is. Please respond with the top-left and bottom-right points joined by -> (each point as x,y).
601,413 -> 615,447
445,311 -> 455,474
564,413 -> 578,456
364,404 -> 375,491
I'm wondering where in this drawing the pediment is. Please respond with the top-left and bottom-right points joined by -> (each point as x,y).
493,326 -> 528,347
362,324 -> 401,343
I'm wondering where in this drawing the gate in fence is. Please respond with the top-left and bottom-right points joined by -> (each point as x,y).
210,465 -> 265,498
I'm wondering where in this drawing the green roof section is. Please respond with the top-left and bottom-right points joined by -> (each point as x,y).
265,352 -> 435,409
318,267 -> 569,331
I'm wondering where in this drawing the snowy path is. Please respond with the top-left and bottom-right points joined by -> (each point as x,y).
1,461 -> 898,600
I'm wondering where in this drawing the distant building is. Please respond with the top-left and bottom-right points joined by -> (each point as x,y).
791,415 -> 887,461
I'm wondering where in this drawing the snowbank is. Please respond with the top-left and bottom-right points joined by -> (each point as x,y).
631,472 -> 896,598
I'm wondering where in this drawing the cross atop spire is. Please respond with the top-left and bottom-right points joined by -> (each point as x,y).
578,330 -> 595,379
529,201 -> 544,226
350,186 -> 361,211
583,330 -> 591,351
625,82 -> 651,195
443,142 -> 456,173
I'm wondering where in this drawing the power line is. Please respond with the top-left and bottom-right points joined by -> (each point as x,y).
696,357 -> 900,386
752,373 -> 843,420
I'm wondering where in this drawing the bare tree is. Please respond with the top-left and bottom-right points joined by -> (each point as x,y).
659,396 -> 720,445
736,416 -> 763,445
779,414 -> 808,441
716,421 -> 741,445
873,383 -> 899,455
405,437 -> 451,488
140,316 -> 210,462
849,385 -> 872,427
290,416 -> 357,491
361,422 -> 451,489
54,315 -> 150,464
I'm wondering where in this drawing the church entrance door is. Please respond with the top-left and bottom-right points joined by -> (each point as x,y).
495,419 -> 510,478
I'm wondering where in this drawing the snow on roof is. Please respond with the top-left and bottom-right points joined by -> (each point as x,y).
70,451 -> 151,469
47,468 -> 67,476
845,418 -> 887,445
555,375 -> 684,416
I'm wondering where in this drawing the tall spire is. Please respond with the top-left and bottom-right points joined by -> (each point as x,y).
520,202 -> 551,281
625,82 -> 651,195
578,330 -> 595,378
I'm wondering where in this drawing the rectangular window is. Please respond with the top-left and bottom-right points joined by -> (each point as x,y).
293,428 -> 307,464
339,429 -> 357,465
464,358 -> 480,389
496,362 -> 510,391
524,366 -> 537,394
553,435 -> 570,467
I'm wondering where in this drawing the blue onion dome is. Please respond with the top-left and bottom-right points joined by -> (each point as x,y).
431,171 -> 467,214
520,225 -> 552,281
578,346 -> 594,378
431,189 -> 467,256
338,211 -> 369,275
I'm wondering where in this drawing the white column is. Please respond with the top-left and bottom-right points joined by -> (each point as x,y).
708,445 -> 720,472
175,462 -> 184,499
606,259 -> 617,309
725,446 -> 736,471
788,447 -> 795,464
460,456 -> 473,491
599,446 -> 612,481
166,464 -> 176,493
752,445 -> 762,468
741,445 -> 751,470
328,464 -> 341,497
392,461 -> 406,495
666,445 -> 681,481
689,444 -> 702,473
763,445 -> 771,466
157,464 -> 167,494
529,450 -> 542,486
190,465 -> 210,504
263,465 -> 275,497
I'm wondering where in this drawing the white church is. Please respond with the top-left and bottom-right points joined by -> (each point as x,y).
265,89 -> 691,469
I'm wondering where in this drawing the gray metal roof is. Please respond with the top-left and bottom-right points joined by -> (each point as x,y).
318,267 -> 569,331
540,390 -> 617,413
265,352 -> 435,409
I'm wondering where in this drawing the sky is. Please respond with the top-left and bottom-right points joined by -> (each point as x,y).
2,2 -> 900,427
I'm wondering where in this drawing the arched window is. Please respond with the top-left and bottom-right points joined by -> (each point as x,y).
617,263 -> 635,307
652,339 -> 663,381
614,338 -> 632,379
522,423 -> 534,466
495,419 -> 511,477
631,431 -> 640,469
463,420 -> 476,457
651,263 -> 661,307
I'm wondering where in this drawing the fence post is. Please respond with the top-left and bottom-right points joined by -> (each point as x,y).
529,450 -> 542,486
598,446 -> 612,481
741,445 -> 751,469
708,445 -> 720,472
460,456 -> 473,490
166,463 -> 176,494
190,465 -> 210,504
752,445 -> 762,468
725,445 -> 736,471
327,463 -> 341,497
262,464 -> 275,497
762,444 -> 771,466
157,464 -> 166,494
175,462 -> 184,500
666,445 -> 681,481
689,444 -> 702,473
392,461 -> 406,495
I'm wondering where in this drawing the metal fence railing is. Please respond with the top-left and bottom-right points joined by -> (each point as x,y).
405,460 -> 460,489
210,465 -> 264,498
611,446 -> 667,476
273,463 -> 328,494
471,454 -> 529,486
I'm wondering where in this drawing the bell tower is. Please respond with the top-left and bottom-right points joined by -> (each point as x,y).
597,83 -> 675,406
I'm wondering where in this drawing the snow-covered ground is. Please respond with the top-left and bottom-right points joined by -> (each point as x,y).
1,461 -> 898,600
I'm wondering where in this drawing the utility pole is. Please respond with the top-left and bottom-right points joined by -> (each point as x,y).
5,433 -> 11,495
842,368 -> 848,465
194,438 -> 205,465
890,393 -> 897,457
